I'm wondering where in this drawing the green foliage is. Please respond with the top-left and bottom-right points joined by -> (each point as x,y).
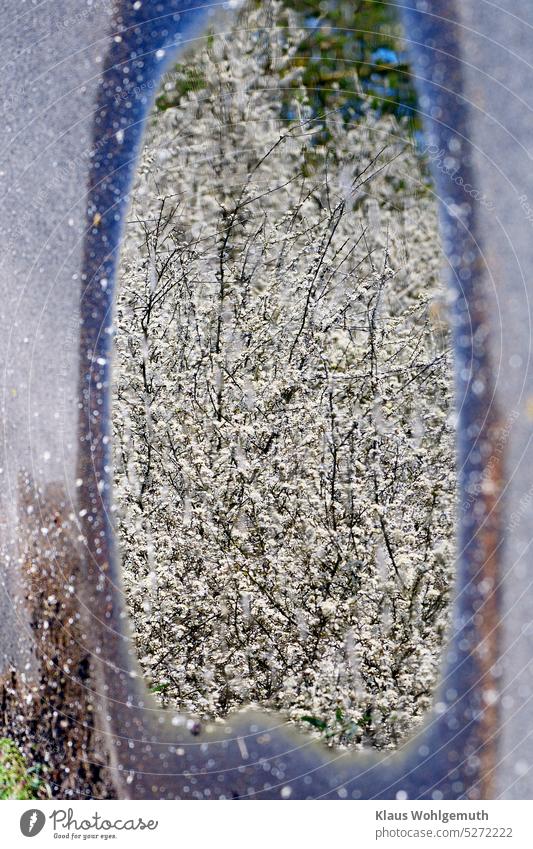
301,715 -> 328,731
286,0 -> 417,123
150,682 -> 171,694
302,706 -> 376,745
0,738 -> 44,800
